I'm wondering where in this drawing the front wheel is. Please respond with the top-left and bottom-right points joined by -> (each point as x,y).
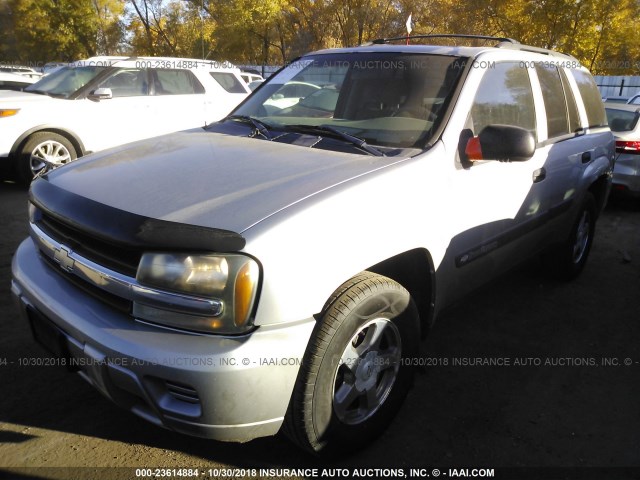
284,272 -> 419,456
17,132 -> 77,184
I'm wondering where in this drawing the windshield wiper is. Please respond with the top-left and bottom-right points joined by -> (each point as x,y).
225,115 -> 273,139
284,124 -> 385,156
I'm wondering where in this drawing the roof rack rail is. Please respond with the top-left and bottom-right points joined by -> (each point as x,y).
495,42 -> 577,60
364,33 -> 579,62
365,34 -> 520,46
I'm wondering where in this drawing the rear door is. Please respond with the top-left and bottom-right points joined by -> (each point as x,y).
529,63 -> 592,238
148,68 -> 209,132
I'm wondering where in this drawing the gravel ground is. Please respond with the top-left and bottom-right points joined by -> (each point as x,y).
0,179 -> 639,480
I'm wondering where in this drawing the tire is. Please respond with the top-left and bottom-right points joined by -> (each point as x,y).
17,132 -> 77,184
550,192 -> 597,280
284,271 -> 419,456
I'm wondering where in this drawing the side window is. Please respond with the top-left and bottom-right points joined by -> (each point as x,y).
153,69 -> 205,95
468,62 -> 536,136
210,72 -> 247,93
559,69 -> 581,133
100,69 -> 148,97
570,69 -> 607,128
535,64 -> 569,138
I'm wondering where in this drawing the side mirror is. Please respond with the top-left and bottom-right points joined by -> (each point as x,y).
465,125 -> 535,162
88,87 -> 113,101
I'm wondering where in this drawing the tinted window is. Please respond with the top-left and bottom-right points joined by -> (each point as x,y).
100,68 -> 148,97
469,62 -> 536,136
210,72 -> 246,93
571,69 -> 607,128
535,64 -> 569,138
605,108 -> 639,132
154,69 -> 204,95
559,69 -> 581,133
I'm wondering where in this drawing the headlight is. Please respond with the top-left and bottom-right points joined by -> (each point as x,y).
134,253 -> 260,334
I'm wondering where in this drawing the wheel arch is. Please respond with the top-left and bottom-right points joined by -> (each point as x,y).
10,125 -> 86,160
367,247 -> 436,338
587,174 -> 611,218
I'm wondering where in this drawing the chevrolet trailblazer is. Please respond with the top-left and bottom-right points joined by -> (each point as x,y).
12,35 -> 614,455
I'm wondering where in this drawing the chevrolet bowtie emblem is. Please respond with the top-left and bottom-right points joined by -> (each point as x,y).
53,246 -> 75,272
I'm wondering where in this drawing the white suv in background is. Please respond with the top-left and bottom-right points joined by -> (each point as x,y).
0,56 -> 250,183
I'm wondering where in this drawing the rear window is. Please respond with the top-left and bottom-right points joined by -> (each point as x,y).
210,72 -> 247,93
605,108 -> 640,132
571,69 -> 607,128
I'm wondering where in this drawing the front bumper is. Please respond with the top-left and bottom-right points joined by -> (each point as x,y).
11,237 -> 315,442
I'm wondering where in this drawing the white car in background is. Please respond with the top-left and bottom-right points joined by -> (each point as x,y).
0,72 -> 37,91
263,81 -> 321,111
0,65 -> 43,80
0,56 -> 250,183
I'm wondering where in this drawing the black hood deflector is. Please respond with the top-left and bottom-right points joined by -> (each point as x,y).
30,179 -> 246,252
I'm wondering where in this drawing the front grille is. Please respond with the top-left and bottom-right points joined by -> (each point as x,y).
41,254 -> 132,314
38,212 -> 141,277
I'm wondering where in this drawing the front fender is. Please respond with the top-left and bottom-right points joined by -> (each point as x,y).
242,147 -> 450,327
10,124 -> 86,157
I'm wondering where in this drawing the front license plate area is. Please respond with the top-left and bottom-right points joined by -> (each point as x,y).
26,307 -> 76,371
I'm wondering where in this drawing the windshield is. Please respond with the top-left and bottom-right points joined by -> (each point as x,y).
25,66 -> 107,98
231,53 -> 466,149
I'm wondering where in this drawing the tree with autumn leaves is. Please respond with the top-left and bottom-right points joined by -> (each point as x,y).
1,0 -> 639,74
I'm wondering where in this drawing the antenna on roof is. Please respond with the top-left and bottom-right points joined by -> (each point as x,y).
405,14 -> 413,46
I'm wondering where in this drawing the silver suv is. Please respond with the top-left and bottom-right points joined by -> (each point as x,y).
12,35 -> 614,455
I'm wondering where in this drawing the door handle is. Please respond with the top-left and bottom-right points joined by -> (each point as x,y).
533,167 -> 546,183
582,151 -> 592,163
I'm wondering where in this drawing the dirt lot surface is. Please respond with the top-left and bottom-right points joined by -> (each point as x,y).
0,179 -> 639,480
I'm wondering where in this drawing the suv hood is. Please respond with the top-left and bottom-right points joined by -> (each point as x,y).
0,89 -> 57,104
39,129 -> 406,234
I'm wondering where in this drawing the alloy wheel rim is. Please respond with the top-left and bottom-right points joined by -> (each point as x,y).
30,140 -> 72,174
332,318 -> 402,425
572,210 -> 591,264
